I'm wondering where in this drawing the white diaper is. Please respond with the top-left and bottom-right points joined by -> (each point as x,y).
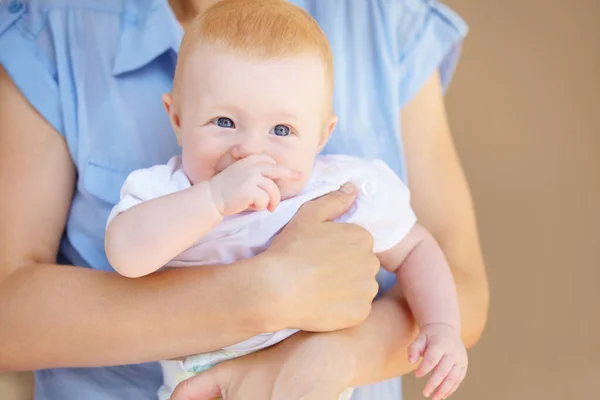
158,350 -> 354,400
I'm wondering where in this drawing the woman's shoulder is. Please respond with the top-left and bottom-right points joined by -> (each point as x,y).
0,0 -> 174,136
0,1 -> 119,133
297,0 -> 467,57
296,0 -> 466,35
294,0 -> 467,107
0,0 -> 123,34
0,0 -> 168,42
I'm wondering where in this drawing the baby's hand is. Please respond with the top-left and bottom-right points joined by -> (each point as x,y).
408,323 -> 468,400
207,154 -> 302,216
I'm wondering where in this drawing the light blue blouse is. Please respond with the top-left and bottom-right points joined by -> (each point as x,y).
0,0 -> 467,398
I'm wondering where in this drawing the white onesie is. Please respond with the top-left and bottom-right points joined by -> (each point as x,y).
107,154 -> 417,399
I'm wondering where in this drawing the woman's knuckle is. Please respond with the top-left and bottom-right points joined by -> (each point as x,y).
360,303 -> 372,318
368,281 -> 379,299
344,222 -> 362,237
346,313 -> 358,326
370,257 -> 380,274
366,232 -> 375,247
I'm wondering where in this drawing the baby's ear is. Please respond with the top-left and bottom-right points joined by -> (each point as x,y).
162,93 -> 182,145
317,114 -> 338,154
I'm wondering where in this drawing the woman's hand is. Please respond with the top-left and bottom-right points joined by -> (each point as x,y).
256,183 -> 381,333
171,331 -> 354,400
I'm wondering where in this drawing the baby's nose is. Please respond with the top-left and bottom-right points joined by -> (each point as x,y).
231,134 -> 266,160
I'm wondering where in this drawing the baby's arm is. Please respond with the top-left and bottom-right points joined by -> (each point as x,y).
105,154 -> 301,278
105,182 -> 222,278
378,224 -> 467,399
377,223 -> 460,332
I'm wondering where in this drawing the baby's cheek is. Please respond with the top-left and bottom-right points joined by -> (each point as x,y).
278,175 -> 310,200
182,156 -> 218,184
275,157 -> 314,199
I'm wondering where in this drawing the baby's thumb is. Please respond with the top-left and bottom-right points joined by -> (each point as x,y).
170,370 -> 222,400
408,333 -> 427,365
310,182 -> 358,222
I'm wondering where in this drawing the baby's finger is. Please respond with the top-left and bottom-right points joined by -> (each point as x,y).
240,153 -> 277,166
448,366 -> 467,398
423,355 -> 453,398
257,177 -> 281,212
260,162 -> 302,181
416,343 -> 444,378
408,334 -> 427,364
251,188 -> 271,211
432,364 -> 464,400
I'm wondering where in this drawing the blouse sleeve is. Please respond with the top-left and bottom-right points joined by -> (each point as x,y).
342,159 -> 417,253
106,157 -> 191,227
394,0 -> 468,107
0,1 -> 64,134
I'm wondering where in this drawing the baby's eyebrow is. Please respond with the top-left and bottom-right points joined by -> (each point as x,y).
266,111 -> 300,122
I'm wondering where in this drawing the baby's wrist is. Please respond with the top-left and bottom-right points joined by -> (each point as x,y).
421,321 -> 461,334
196,181 -> 225,220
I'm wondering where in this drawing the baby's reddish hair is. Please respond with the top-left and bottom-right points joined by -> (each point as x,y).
173,0 -> 334,111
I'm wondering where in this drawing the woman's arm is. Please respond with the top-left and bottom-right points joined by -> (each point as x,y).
0,67 -> 379,371
0,3 -> 273,370
0,65 -> 267,368
402,71 -> 490,347
169,297 -> 418,400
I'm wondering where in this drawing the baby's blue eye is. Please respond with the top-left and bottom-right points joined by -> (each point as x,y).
272,124 -> 290,137
215,117 -> 235,128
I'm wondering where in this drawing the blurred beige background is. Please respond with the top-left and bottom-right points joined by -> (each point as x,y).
404,0 -> 600,399
2,0 -> 600,399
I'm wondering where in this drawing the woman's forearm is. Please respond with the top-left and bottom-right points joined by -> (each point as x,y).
335,296 -> 419,387
0,258 -> 268,371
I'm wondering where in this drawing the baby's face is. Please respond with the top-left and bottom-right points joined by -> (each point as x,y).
174,46 -> 335,199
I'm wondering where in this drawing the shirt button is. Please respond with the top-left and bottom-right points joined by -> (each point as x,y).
121,11 -> 138,26
8,1 -> 23,13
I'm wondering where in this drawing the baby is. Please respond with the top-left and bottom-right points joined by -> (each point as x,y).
104,0 -> 468,399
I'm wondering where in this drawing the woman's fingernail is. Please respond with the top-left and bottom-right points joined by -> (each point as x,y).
340,182 -> 355,194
